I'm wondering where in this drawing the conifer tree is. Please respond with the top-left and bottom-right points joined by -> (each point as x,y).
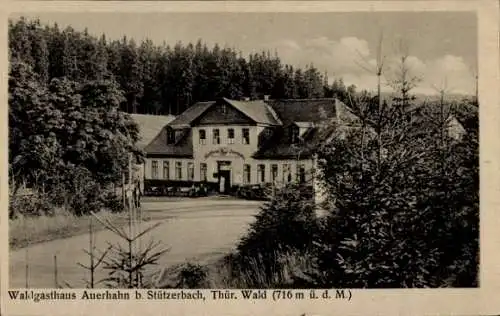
29,22 -> 50,85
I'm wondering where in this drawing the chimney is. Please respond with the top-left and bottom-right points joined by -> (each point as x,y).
242,96 -> 250,101
263,95 -> 270,101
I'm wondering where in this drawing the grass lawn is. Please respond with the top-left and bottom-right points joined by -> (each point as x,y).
9,207 -> 172,251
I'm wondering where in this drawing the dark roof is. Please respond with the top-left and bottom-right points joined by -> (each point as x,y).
168,101 -> 214,128
129,114 -> 176,149
142,98 -> 361,159
267,98 -> 350,125
253,127 -> 324,159
223,98 -> 282,125
168,98 -> 281,128
143,128 -> 193,158
254,99 -> 360,159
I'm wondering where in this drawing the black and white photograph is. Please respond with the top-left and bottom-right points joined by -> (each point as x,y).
7,10 -> 480,292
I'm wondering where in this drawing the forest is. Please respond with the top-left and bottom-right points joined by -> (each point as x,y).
9,17 -> 356,116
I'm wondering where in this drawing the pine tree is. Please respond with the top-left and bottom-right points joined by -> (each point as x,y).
61,26 -> 80,80
139,39 -> 161,114
294,68 -> 307,98
29,21 -> 50,85
9,17 -> 35,66
119,37 -> 144,113
47,22 -> 65,79
304,64 -> 323,98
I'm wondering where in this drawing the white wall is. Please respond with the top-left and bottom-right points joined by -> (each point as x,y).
144,158 -> 194,181
144,124 -> 317,187
192,125 -> 261,159
144,156 -> 315,186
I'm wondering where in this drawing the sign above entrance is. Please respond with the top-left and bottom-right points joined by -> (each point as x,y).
204,148 -> 245,159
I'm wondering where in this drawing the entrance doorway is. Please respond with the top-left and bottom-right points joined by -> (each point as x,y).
217,161 -> 232,194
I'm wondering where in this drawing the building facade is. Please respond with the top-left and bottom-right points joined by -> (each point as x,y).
140,97 -> 360,196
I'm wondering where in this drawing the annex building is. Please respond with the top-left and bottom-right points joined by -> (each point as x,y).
138,97 -> 360,198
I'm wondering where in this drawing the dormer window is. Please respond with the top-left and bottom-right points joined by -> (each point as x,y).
290,125 -> 300,143
294,122 -> 314,138
264,128 -> 272,138
175,130 -> 183,140
167,128 -> 175,144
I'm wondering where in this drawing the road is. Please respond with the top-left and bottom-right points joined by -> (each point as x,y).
9,197 -> 263,288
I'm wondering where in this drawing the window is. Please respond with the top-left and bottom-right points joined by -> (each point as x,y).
152,160 -> 159,179
163,161 -> 169,180
175,162 -> 182,180
175,130 -> 183,141
167,128 -> 175,144
297,164 -> 306,183
264,128 -> 273,138
200,163 -> 207,182
199,129 -> 206,145
271,164 -> 278,183
258,164 -> 265,183
124,168 -> 130,183
227,128 -> 235,144
290,126 -> 300,143
243,164 -> 251,184
188,162 -> 194,181
213,129 -> 220,145
283,164 -> 291,182
221,104 -> 227,114
242,128 -> 250,145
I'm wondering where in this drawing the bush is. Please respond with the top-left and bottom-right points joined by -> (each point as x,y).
176,263 -> 209,288
235,183 -> 319,282
303,103 -> 479,288
220,250 -> 315,288
43,165 -> 120,216
9,192 -> 53,218
155,263 -> 209,289
100,191 -> 123,213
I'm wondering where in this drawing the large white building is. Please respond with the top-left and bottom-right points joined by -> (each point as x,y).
137,97 -> 360,200
131,97 -> 466,202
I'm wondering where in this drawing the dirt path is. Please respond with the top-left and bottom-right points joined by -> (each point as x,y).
9,198 -> 262,288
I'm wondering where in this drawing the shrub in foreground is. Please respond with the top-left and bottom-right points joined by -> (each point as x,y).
234,183 -> 319,285
303,110 -> 479,288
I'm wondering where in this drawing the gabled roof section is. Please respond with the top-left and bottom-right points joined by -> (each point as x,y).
254,98 -> 362,159
333,99 -> 361,126
129,113 -> 176,149
167,98 -> 282,128
167,101 -> 214,128
143,127 -> 193,158
223,98 -> 282,126
267,98 -> 339,125
403,102 -> 467,140
294,121 -> 315,129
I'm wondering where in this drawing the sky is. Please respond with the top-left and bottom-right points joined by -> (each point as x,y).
12,12 -> 477,95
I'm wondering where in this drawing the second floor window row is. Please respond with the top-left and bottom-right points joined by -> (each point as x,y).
198,128 -> 250,145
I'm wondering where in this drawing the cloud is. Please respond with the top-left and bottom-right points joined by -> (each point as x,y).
274,36 -> 372,75
270,37 -> 475,96
423,55 -> 474,94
